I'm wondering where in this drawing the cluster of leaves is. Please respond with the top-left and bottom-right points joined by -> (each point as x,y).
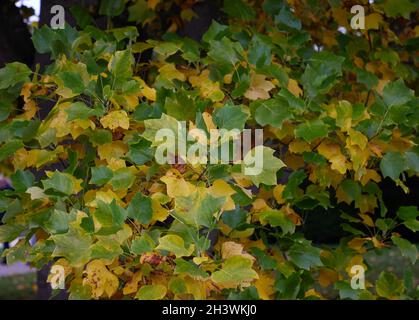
0,0 -> 418,300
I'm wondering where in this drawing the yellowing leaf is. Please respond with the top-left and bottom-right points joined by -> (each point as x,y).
221,241 -> 255,261
83,260 -> 119,299
273,184 -> 286,205
189,70 -> 224,102
160,174 -> 196,198
244,74 -> 274,100
347,237 -> 368,253
97,141 -> 128,161
289,140 -> 311,154
156,234 -> 195,257
100,110 -> 130,130
208,179 -> 236,211
287,78 -> 302,97
365,13 -> 383,30
254,272 -> 275,300
211,256 -> 258,288
318,268 -> 338,288
158,63 -> 186,81
136,284 -> 167,300
123,271 -> 142,295
359,169 -> 381,186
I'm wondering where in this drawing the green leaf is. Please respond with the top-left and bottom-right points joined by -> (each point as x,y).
295,120 -> 329,143
222,0 -> 256,20
65,102 -> 101,121
11,170 -> 34,192
0,140 -> 24,162
383,0 -> 417,19
397,206 -> 419,232
260,210 -> 295,235
0,62 -> 31,89
51,223 -> 92,266
91,237 -> 123,260
143,113 -> 184,147
31,25 -> 56,54
250,247 -> 277,270
127,193 -> 153,224
397,206 -> 419,221
242,146 -> 286,186
128,0 -> 155,25
135,284 -> 167,300
211,256 -> 258,286
127,138 -> 154,165
221,207 -> 248,230
87,129 -> 113,145
0,225 -> 24,242
380,152 -> 406,180
174,191 -> 225,228
255,97 -> 292,128
213,103 -> 249,131
376,271 -> 404,299
274,6 -> 301,30
70,4 -> 94,28
208,37 -> 244,75
57,71 -> 85,95
382,79 -> 414,107
90,166 -> 113,186
174,258 -> 209,279
340,180 -> 362,203
93,200 -> 127,235
404,151 -> 419,172
45,209 -> 70,234
202,20 -> 229,43
156,234 -> 194,258
288,240 -> 322,270
248,34 -> 272,68
108,50 -> 134,84
131,234 -> 155,255
391,236 -> 417,264
42,171 -> 74,195
109,167 -> 135,190
99,0 -> 125,17
301,52 -> 345,97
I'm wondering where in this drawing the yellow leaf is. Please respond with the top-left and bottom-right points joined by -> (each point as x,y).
100,110 -> 130,130
365,13 -> 382,30
359,169 -> 381,186
347,129 -> 368,149
304,288 -> 323,299
160,174 -> 196,198
345,255 -> 367,275
359,213 -> 375,227
158,63 -> 186,82
347,237 -> 368,253
136,78 -> 156,101
330,154 -> 348,174
221,241 -> 255,261
17,100 -> 37,120
287,78 -> 302,97
97,141 -> 128,161
318,268 -> 338,288
208,179 -> 236,211
289,140 -> 311,154
273,184 -> 286,205
244,73 -> 274,100
83,260 -> 119,299
202,111 -> 217,131
189,70 -> 224,102
254,272 -> 275,300
123,271 -> 142,295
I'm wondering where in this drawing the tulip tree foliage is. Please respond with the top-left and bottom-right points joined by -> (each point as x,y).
0,0 -> 418,300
